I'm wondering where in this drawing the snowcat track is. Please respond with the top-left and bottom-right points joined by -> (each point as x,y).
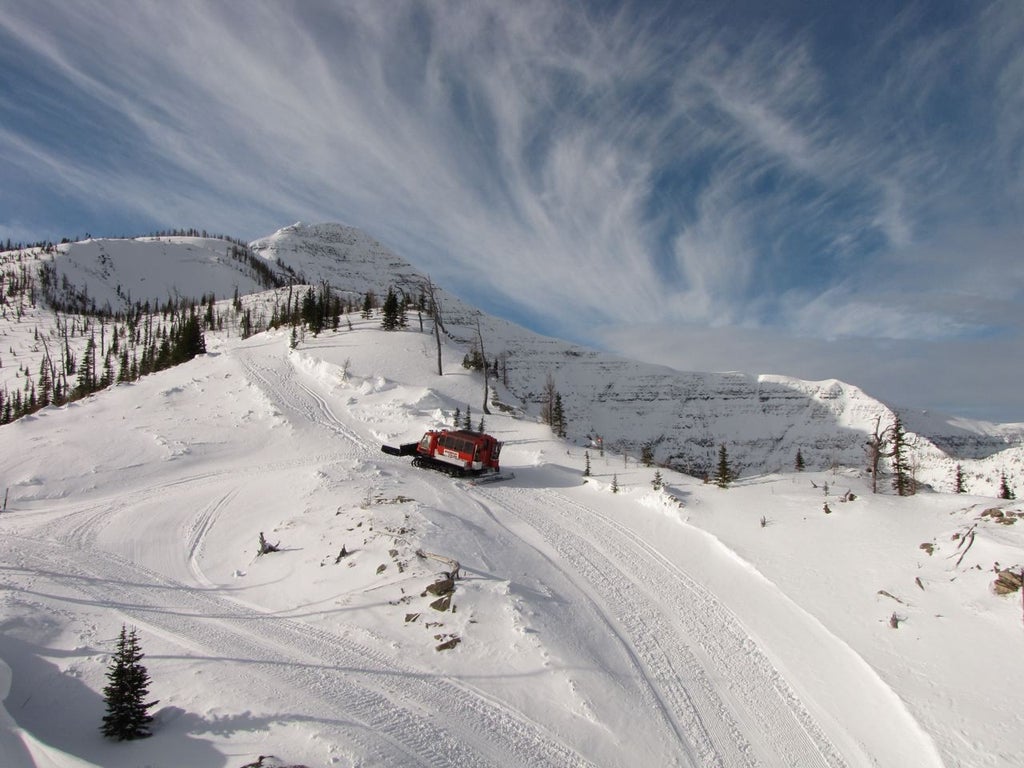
411,454 -> 510,482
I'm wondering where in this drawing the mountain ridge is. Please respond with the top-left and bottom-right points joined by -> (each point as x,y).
2,221 -> 1021,492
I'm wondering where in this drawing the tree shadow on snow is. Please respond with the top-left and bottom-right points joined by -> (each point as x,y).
0,634 -> 220,768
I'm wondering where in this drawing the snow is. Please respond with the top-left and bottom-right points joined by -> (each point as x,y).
44,236 -> 272,312
2,226 -> 1023,766
1,314 -> 1022,767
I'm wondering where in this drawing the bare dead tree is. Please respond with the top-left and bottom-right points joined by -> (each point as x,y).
865,415 -> 892,494
476,314 -> 491,416
422,276 -> 444,376
497,350 -> 509,387
541,371 -> 557,425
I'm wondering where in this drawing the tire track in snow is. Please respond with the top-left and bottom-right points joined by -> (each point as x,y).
2,533 -> 592,768
474,485 -> 846,768
561,495 -> 847,767
38,462 -> 308,558
186,487 -> 239,588
238,349 -> 370,454
471,486 -> 752,768
464,493 -> 712,768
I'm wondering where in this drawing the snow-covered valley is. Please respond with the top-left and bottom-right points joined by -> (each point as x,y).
1,226 -> 1023,766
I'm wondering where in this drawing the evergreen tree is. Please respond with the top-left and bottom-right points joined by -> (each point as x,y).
583,450 -> 591,477
795,448 -> 805,472
301,288 -> 318,332
118,349 -> 130,383
101,625 -> 157,741
552,393 -> 566,438
74,335 -> 97,398
101,350 -> 115,388
477,414 -> 486,433
381,287 -> 401,331
999,472 -> 1015,500
463,405 -> 472,431
890,413 -> 913,496
652,470 -> 663,490
178,313 -> 206,359
453,407 -> 461,428
611,474 -> 619,493
37,358 -> 51,407
715,444 -> 732,488
462,347 -> 484,370
953,464 -> 966,494
641,443 -> 654,467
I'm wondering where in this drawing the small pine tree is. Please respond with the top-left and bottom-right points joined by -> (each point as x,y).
381,287 -> 400,331
641,443 -> 654,467
453,407 -> 461,427
652,470 -> 663,490
890,413 -> 913,496
999,472 -> 1015,500
611,474 -> 619,494
795,448 -> 805,472
463,405 -> 472,431
715,444 -> 732,488
101,625 -> 157,741
583,450 -> 591,477
552,393 -> 566,438
953,464 -> 966,494
478,415 -> 486,433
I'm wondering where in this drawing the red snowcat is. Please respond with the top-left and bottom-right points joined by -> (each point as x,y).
381,429 -> 512,482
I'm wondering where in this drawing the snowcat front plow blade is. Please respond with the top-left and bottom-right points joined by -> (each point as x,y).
381,442 -> 419,457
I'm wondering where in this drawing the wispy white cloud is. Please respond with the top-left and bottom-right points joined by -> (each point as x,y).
0,0 -> 1020,418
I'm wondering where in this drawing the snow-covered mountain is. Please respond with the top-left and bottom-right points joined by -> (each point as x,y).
5,222 -> 1022,495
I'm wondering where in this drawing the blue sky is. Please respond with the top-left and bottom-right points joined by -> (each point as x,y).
1,0 -> 1022,422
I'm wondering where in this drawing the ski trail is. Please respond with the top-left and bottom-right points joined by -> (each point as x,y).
473,484 -> 847,768
464,493 -> 711,768
1,533 -> 592,768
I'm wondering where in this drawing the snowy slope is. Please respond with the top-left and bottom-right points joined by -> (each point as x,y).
1,312 -> 1021,767
42,236 -> 278,313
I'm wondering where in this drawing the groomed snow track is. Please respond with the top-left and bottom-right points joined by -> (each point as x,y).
470,484 -> 847,768
0,533 -> 591,768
